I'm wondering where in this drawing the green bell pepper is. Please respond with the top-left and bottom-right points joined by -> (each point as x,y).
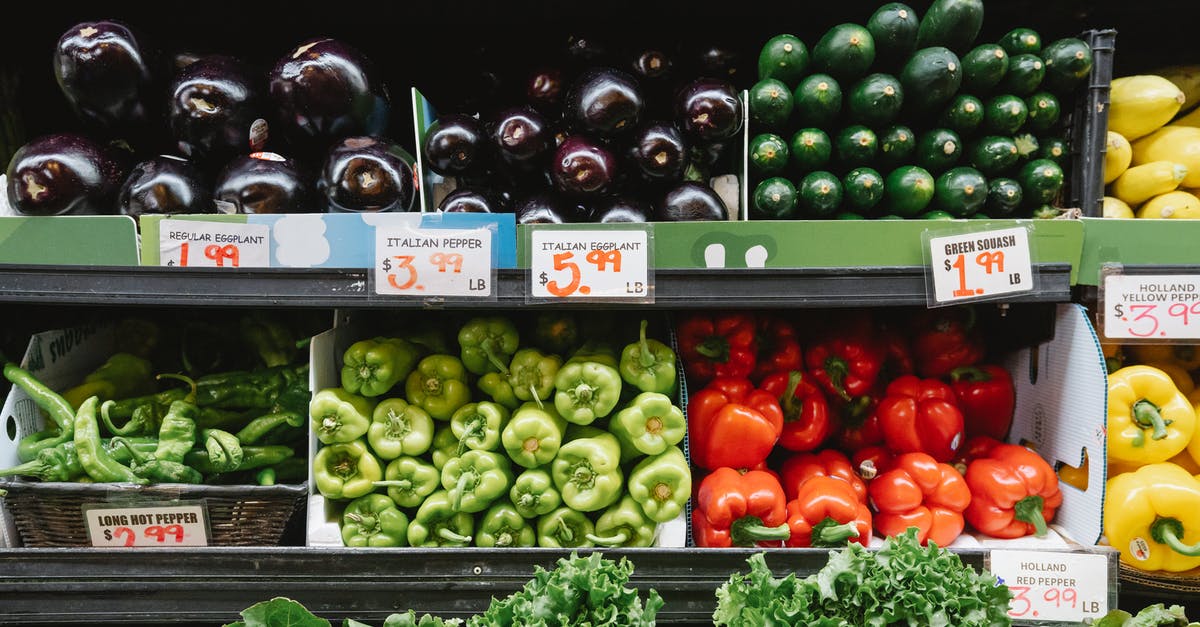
609,392 -> 686,456
457,316 -> 520,376
553,361 -> 623,425
476,500 -> 536,547
430,425 -> 459,471
501,401 -> 567,469
587,494 -> 659,547
551,431 -> 623,512
310,388 -> 374,445
477,372 -> 520,410
341,337 -> 419,398
73,397 -> 147,485
405,355 -> 471,420
507,348 -> 562,402
369,398 -> 434,460
533,312 -> 579,355
537,506 -> 595,548
408,490 -> 474,547
627,445 -> 692,523
509,468 -> 561,518
440,449 -> 513,514
341,493 -> 409,547
62,352 -> 156,409
313,439 -> 383,500
375,455 -> 441,508
619,320 -> 677,395
450,401 -> 509,454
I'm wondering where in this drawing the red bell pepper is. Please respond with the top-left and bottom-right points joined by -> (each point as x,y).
687,377 -> 782,470
869,452 -> 972,547
677,313 -> 757,384
878,326 -> 915,383
876,375 -> 965,462
910,307 -> 985,378
804,332 -> 884,403
785,476 -> 872,548
693,467 -> 791,547
834,397 -> 883,453
965,443 -> 1062,539
950,365 -> 1016,441
752,316 -> 803,381
780,449 -> 867,504
852,445 -> 894,479
760,371 -> 831,452
952,435 -> 1005,473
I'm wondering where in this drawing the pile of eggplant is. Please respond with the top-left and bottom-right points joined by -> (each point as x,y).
5,21 -> 416,216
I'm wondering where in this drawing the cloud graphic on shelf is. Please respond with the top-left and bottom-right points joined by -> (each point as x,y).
274,214 -> 330,267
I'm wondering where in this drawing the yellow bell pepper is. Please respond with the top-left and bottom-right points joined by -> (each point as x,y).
1129,343 -> 1200,370
1057,450 -> 1089,491
1143,361 -> 1196,395
1105,463 -> 1200,572
1111,450 -> 1200,478
1108,365 -> 1196,465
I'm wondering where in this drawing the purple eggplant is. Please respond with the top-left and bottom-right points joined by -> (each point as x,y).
551,135 -> 617,195
593,196 -> 651,223
656,181 -> 727,221
168,55 -> 266,163
438,187 -> 507,213
526,67 -> 566,113
423,114 -> 487,177
6,133 -> 126,216
268,38 -> 390,152
53,20 -> 156,133
118,155 -> 211,216
489,106 -> 551,166
319,136 -> 416,213
514,192 -> 571,224
695,45 -> 745,82
213,153 -> 312,214
630,122 -> 688,181
675,78 -> 743,142
632,49 -> 674,82
565,68 -> 644,136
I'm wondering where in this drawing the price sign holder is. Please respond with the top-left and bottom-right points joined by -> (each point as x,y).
83,501 -> 210,547
526,224 -> 654,304
370,221 -> 497,303
987,549 -> 1110,623
159,219 -> 271,268
922,223 -> 1038,308
1099,263 -> 1200,342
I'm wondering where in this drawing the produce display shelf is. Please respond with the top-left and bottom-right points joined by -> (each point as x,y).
0,264 -> 1074,308
0,546 -> 1119,626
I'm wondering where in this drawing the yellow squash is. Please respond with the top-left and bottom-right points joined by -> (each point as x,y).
1110,75 -> 1186,140
1105,462 -> 1200,572
1136,191 -> 1200,219
1175,106 -> 1200,128
1108,365 -> 1196,465
1110,161 -> 1188,206
1104,131 -> 1133,184
1103,196 -> 1134,218
1150,64 -> 1200,113
1132,125 -> 1200,187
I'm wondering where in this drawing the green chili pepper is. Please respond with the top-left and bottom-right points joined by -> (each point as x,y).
374,455 -> 440,508
457,316 -> 520,375
313,439 -> 383,500
430,425 -> 459,471
440,449 -> 514,514
240,312 -> 297,368
553,361 -> 623,426
201,428 -> 244,472
501,400 -> 567,469
476,500 -> 536,547
235,411 -> 304,445
100,388 -> 186,427
0,438 -> 157,482
450,401 -> 509,455
194,364 -> 310,410
532,312 -> 578,355
264,457 -> 308,484
587,494 -> 659,547
477,372 -> 520,410
551,431 -> 623,512
183,445 -> 294,475
151,374 -> 200,464
72,397 -> 147,484
5,360 -> 75,462
256,468 -> 277,486
509,468 -> 561,518
111,437 -> 203,484
627,445 -> 692,523
341,337 -> 419,398
99,401 -> 162,437
619,320 -> 677,395
536,506 -> 595,548
368,398 -> 434,460
310,387 -> 374,445
341,493 -> 410,547
61,353 -> 156,409
610,392 -> 686,457
407,490 -> 474,547
405,355 -> 471,420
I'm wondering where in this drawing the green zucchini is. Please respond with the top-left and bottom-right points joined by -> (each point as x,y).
983,94 -> 1028,134
884,165 -> 936,216
749,133 -> 790,175
879,125 -> 917,168
789,128 -> 832,174
961,44 -> 1009,93
900,46 -> 963,113
848,73 -> 904,129
986,177 -> 1023,217
1000,28 -> 1042,57
1024,91 -> 1061,133
999,54 -> 1046,96
813,23 -> 876,81
968,135 -> 1019,177
1041,37 -> 1094,94
867,3 -> 920,62
916,0 -> 984,54
842,167 -> 886,211
758,34 -> 810,85
916,128 -> 963,175
750,78 -> 794,129
753,177 -> 800,219
934,166 -> 988,216
1017,158 -> 1064,206
919,209 -> 956,220
1038,137 -> 1069,166
939,94 -> 985,137
792,74 -> 842,127
835,125 -> 879,168
797,171 -> 844,217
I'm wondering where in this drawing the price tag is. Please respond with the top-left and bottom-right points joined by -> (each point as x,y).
989,550 -> 1108,622
1101,273 -> 1200,339
374,224 -> 493,297
529,227 -> 652,302
83,502 -> 209,547
927,226 -> 1033,305
160,219 -> 270,268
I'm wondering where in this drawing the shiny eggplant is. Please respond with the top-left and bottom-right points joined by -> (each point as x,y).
655,181 -> 727,221
629,122 -> 688,181
213,153 -> 312,214
551,135 -> 617,195
438,187 -> 508,213
423,114 -> 487,177
526,67 -> 566,113
319,136 -> 416,213
631,49 -> 673,82
513,192 -> 571,224
53,20 -> 156,133
118,155 -> 211,216
675,78 -> 743,142
593,195 -> 650,223
489,106 -> 551,166
168,55 -> 266,162
565,68 -> 644,136
6,133 -> 126,216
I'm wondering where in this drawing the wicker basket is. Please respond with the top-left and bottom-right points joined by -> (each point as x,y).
0,479 -> 307,547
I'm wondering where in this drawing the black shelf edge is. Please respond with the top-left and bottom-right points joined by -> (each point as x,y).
0,264 -> 1073,308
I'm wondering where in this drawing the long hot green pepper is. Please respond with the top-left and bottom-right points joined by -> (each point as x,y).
5,360 -> 76,462
73,397 -> 147,484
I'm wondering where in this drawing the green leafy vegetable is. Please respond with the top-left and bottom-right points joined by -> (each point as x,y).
224,597 -> 331,627
380,612 -> 462,627
1091,603 -> 1200,627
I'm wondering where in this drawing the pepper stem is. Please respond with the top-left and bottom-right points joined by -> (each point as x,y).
494,532 -> 514,547
156,373 -> 198,404
0,459 -> 47,478
586,531 -> 629,546
100,400 -> 140,436
823,357 -> 853,402
730,515 -> 792,546
484,341 -> 509,375
781,371 -> 804,422
810,517 -> 860,547
516,493 -> 537,510
531,393 -> 545,411
638,320 -> 655,369
558,519 -> 575,543
1014,495 -> 1048,537
1133,399 -> 1170,441
436,527 -> 472,544
457,417 -> 485,457
452,472 -> 472,511
949,366 -> 989,383
110,437 -> 148,465
372,480 -> 413,490
1151,517 -> 1200,556
694,337 -> 730,362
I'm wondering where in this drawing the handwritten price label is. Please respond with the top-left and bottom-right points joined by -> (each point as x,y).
928,227 -> 1033,304
989,550 -> 1108,622
529,228 -> 651,302
1102,273 -> 1200,339
159,219 -> 270,268
374,225 -> 492,297
83,503 -> 209,547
